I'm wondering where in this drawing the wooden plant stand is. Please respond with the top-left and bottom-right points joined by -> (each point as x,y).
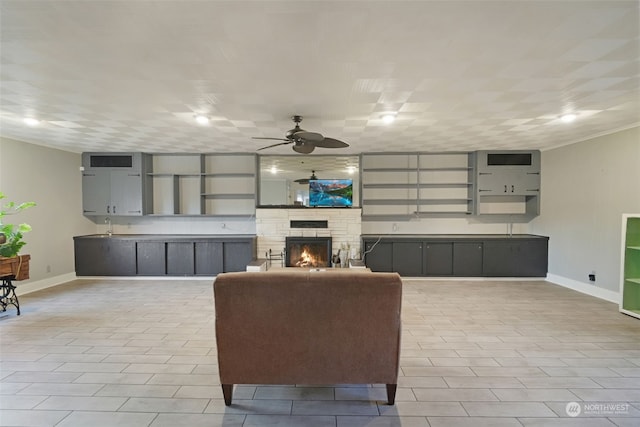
0,255 -> 30,315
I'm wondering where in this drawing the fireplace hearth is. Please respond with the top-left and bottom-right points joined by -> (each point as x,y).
285,237 -> 332,268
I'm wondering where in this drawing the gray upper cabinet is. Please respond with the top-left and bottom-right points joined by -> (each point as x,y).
81,153 -> 152,216
474,150 -> 541,220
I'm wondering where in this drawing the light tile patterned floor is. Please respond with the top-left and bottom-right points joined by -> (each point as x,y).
1,278 -> 639,426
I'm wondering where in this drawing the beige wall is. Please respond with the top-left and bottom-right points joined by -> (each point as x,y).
0,138 -> 95,286
531,126 -> 640,294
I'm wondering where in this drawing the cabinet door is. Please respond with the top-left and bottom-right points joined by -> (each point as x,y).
223,241 -> 253,272
82,171 -> 110,215
453,242 -> 483,276
514,172 -> 540,195
110,171 -> 143,215
513,239 -> 548,277
477,172 -> 503,195
364,241 -> 393,272
482,240 -> 547,277
424,243 -> 453,276
195,242 -> 224,275
479,171 -> 540,196
393,242 -> 423,276
137,242 -> 166,275
167,242 -> 195,275
482,241 -> 515,276
74,238 -> 136,276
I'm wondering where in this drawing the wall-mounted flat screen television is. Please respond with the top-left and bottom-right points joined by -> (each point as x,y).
309,179 -> 353,207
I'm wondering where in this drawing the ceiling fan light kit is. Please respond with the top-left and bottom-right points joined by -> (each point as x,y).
255,115 -> 349,154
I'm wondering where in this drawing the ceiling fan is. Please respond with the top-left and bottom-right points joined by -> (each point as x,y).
294,170 -> 318,184
254,115 -> 349,154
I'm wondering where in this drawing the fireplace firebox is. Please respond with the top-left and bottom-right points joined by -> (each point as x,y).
285,237 -> 332,268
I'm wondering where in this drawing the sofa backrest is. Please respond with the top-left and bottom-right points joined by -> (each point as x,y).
214,271 -> 402,385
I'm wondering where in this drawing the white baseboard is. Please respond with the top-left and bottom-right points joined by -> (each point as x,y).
14,272 -> 78,296
546,273 -> 619,304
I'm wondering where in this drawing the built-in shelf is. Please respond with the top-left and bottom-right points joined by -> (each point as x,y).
149,153 -> 257,216
620,214 -> 640,319
361,152 -> 474,220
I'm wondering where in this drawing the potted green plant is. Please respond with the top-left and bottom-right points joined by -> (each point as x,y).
0,192 -> 35,280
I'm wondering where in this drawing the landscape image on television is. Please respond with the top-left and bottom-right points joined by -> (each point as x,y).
309,179 -> 353,207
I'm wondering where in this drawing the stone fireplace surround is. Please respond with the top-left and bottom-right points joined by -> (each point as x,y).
255,208 -> 362,264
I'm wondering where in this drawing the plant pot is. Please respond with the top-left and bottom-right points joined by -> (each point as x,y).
0,233 -> 5,244
0,254 -> 30,281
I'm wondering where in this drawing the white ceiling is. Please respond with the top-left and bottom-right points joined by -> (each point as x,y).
1,0 -> 638,155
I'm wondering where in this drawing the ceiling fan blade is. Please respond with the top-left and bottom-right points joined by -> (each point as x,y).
292,143 -> 315,154
313,137 -> 349,148
256,141 -> 293,151
293,131 -> 323,142
252,137 -> 289,141
294,178 -> 310,184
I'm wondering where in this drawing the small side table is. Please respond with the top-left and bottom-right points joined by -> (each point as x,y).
0,275 -> 20,315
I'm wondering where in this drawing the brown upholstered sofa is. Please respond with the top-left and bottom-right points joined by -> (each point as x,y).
213,270 -> 402,405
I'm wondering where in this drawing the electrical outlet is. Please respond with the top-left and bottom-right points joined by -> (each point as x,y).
589,272 -> 596,282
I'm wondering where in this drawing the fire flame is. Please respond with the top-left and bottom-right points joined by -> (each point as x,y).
295,247 -> 322,267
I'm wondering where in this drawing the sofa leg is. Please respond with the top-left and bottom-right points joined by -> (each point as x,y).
222,384 -> 233,406
386,384 -> 397,405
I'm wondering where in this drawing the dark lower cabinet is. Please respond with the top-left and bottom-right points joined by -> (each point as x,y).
365,241 -> 424,275
167,242 -> 195,275
453,242 -> 483,276
483,240 -> 548,277
363,235 -> 547,277
392,242 -> 423,276
74,235 -> 256,276
74,238 -> 136,276
364,241 -> 393,272
223,242 -> 255,272
425,243 -> 453,275
136,242 -> 166,275
195,242 -> 224,275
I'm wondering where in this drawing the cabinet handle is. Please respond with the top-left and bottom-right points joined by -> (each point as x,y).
504,185 -> 508,193
479,189 -> 491,192
107,206 -> 110,214
511,185 -> 514,193
113,206 -> 117,214
526,189 -> 540,192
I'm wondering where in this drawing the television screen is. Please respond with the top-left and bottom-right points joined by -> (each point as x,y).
309,179 -> 353,207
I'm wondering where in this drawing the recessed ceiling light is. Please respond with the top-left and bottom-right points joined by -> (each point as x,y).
23,118 -> 40,126
381,114 -> 396,124
346,166 -> 356,175
195,115 -> 210,125
560,113 -> 577,123
270,166 -> 278,174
